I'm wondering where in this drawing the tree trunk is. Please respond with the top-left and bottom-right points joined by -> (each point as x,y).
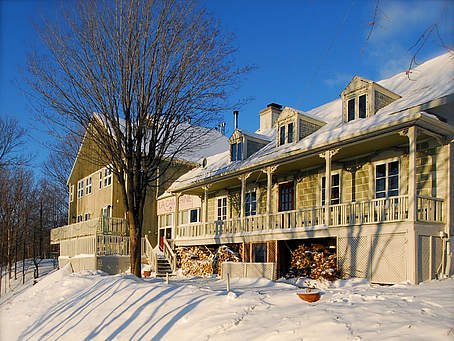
22,238 -> 26,284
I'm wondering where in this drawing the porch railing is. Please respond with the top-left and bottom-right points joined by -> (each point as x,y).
175,195 -> 445,239
417,196 -> 443,222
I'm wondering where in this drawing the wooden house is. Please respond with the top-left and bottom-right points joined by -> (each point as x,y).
161,53 -> 454,284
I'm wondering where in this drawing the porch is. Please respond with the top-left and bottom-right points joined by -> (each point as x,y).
51,217 -> 147,258
175,195 -> 444,242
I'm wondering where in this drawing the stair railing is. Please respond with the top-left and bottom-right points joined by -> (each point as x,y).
144,235 -> 158,272
163,238 -> 176,272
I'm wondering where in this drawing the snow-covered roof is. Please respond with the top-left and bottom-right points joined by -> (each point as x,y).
236,128 -> 272,141
169,52 -> 454,191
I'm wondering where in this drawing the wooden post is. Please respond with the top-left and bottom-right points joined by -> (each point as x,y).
172,193 -> 181,240
262,166 -> 278,230
319,149 -> 339,225
400,127 -> 418,283
203,186 -> 209,235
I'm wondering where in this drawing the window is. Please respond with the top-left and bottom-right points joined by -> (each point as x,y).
77,215 -> 83,222
245,191 -> 257,216
280,125 -> 286,145
359,94 -> 367,118
102,205 -> 112,217
77,180 -> 84,198
375,161 -> 399,198
190,209 -> 199,223
347,98 -> 355,122
180,208 -> 200,224
231,142 -> 243,161
84,213 -> 91,221
252,243 -> 267,263
159,213 -> 173,227
217,197 -> 227,220
85,177 -> 92,195
322,174 -> 340,205
69,185 -> 74,203
104,168 -> 112,187
279,182 -> 294,212
287,123 -> 294,143
99,171 -> 103,189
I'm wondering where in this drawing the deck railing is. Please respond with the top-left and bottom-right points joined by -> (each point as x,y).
175,195 -> 445,240
417,196 -> 443,222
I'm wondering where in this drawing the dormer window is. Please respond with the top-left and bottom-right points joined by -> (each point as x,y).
288,123 -> 294,143
229,128 -> 270,162
347,94 -> 367,122
275,107 -> 326,146
279,122 -> 294,146
342,76 -> 401,123
231,141 -> 242,161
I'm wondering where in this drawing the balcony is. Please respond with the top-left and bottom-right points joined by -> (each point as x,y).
175,195 -> 444,240
50,217 -> 145,258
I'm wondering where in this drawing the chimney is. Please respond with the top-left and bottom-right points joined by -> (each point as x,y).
233,110 -> 239,130
259,103 -> 282,131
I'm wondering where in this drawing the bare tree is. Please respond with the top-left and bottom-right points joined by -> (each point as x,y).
0,116 -> 28,167
25,0 -> 248,276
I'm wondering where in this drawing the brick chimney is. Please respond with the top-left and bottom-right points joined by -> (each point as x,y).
259,103 -> 282,131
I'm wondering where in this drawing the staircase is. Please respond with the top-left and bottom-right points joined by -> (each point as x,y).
156,255 -> 173,277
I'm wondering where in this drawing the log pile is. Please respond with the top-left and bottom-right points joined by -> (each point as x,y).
288,244 -> 339,281
176,245 -> 241,277
213,245 -> 241,274
176,246 -> 213,277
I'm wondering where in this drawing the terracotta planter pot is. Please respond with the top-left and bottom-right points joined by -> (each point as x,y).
143,270 -> 151,277
297,289 -> 320,302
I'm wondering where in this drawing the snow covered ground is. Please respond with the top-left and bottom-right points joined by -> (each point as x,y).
0,259 -> 58,305
1,265 -> 453,340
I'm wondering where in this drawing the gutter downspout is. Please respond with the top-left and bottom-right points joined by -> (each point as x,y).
444,140 -> 453,277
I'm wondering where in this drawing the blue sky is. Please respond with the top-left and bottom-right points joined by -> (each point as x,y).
0,0 -> 452,170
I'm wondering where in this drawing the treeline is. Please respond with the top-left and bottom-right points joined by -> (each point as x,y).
0,116 -> 69,295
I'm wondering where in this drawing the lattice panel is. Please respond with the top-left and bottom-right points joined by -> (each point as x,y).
338,236 -> 370,278
433,237 -> 443,278
418,236 -> 430,283
267,241 -> 276,263
371,234 -> 407,284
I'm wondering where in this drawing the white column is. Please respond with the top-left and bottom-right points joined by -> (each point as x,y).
408,126 -> 417,221
262,166 -> 278,229
319,149 -> 339,225
172,193 -> 181,240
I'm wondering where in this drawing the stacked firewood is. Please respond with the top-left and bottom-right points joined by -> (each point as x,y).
176,246 -> 214,277
176,245 -> 241,277
213,245 -> 241,274
288,244 -> 339,281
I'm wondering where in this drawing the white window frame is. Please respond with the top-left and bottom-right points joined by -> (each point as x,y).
104,168 -> 112,187
77,180 -> 84,198
85,176 -> 92,195
320,171 -> 341,205
159,213 -> 173,228
245,190 -> 257,216
99,171 -> 103,189
69,184 -> 74,203
216,196 -> 228,221
345,92 -> 368,122
374,158 -> 400,199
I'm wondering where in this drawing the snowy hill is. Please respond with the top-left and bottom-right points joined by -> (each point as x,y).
1,266 -> 453,340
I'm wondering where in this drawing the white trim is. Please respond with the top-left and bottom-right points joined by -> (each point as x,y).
373,157 -> 400,198
320,170 -> 342,206
216,196 -> 228,220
